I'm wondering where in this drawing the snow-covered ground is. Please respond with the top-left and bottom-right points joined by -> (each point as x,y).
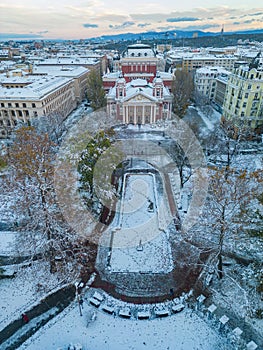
107,172 -> 173,273
0,188 -> 18,227
0,262 -> 62,331
0,231 -> 16,256
196,107 -> 221,132
18,290 -> 232,350
1,105 -> 262,349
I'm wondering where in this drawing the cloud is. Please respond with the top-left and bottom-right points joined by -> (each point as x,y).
137,23 -> 151,28
182,24 -> 220,31
244,19 -> 255,24
233,22 -> 240,25
37,30 -> 49,35
0,33 -> 43,39
131,7 -> 253,23
249,12 -> 263,16
109,21 -> 135,30
167,17 -> 200,23
91,13 -> 128,22
83,23 -> 98,28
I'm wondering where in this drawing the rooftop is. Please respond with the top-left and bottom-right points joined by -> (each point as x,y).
0,75 -> 73,100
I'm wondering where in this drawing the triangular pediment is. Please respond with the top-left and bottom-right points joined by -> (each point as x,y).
124,92 -> 156,103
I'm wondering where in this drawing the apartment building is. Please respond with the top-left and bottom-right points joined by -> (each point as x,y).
194,66 -> 230,101
214,74 -> 229,112
222,53 -> 263,130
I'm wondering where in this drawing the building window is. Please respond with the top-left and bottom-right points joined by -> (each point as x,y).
0,103 -> 4,107
32,103 -> 36,108
23,103 -> 27,108
15,103 -> 19,108
243,102 -> 247,108
8,103 -> 12,108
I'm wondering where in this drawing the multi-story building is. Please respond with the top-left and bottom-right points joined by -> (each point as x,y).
182,54 -> 236,73
31,65 -> 90,103
35,57 -> 101,74
214,74 -> 229,112
106,75 -> 173,124
0,75 -> 76,138
194,66 -> 230,101
103,43 -> 173,124
222,52 -> 263,130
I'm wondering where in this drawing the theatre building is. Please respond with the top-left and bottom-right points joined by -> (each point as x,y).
103,43 -> 173,124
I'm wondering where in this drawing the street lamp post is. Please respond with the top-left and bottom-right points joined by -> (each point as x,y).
75,281 -> 84,316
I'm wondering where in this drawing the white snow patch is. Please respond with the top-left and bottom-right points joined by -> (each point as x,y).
18,299 -> 232,350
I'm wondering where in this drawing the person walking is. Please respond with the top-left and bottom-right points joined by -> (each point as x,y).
22,313 -> 29,323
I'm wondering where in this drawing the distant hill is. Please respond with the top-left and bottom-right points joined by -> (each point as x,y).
90,28 -> 263,42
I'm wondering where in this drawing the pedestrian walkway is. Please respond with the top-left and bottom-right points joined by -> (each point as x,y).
0,284 -> 75,350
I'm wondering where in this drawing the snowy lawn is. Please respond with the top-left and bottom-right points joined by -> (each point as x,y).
0,262 -> 62,331
0,231 -> 17,256
109,173 -> 173,273
18,296 -> 232,350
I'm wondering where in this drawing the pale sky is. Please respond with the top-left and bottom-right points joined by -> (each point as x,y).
1,0 -> 263,40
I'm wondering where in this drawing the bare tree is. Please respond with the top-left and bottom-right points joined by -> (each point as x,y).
86,70 -> 106,110
171,70 -> 194,118
4,126 -> 92,277
194,123 -> 263,279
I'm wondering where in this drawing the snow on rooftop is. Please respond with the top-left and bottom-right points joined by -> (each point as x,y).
0,75 -> 73,99
196,66 -> 230,75
37,57 -> 99,65
33,65 -> 89,77
103,71 -> 121,79
130,78 -> 148,87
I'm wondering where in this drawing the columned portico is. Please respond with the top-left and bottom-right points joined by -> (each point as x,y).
121,101 -> 162,124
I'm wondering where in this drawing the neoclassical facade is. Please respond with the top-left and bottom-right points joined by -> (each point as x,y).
107,76 -> 172,124
103,43 -> 173,124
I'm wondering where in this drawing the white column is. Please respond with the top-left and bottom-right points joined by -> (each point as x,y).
153,104 -> 157,123
134,105 -> 136,124
123,106 -> 125,124
142,105 -> 145,124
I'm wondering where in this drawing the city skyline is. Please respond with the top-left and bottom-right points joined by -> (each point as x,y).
1,1 -> 263,40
